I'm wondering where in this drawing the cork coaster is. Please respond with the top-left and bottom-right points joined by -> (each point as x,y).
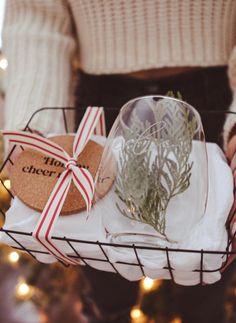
10,135 -> 114,215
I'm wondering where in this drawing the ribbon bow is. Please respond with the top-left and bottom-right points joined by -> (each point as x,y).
3,107 -> 106,265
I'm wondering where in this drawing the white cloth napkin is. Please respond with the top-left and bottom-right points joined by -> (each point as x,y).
0,138 -> 233,285
1,195 -> 114,271
0,135 -> 114,271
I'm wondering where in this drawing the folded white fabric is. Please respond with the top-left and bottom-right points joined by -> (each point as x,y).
101,142 -> 234,285
1,196 -> 113,270
0,135 -> 115,272
0,138 -> 233,285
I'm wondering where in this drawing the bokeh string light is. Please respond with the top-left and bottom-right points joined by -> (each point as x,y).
130,306 -> 148,323
131,307 -> 142,319
3,179 -> 10,190
0,178 -> 11,206
171,317 -> 182,323
15,277 -> 34,301
8,251 -> 20,263
141,277 -> 162,292
142,277 -> 154,291
0,57 -> 7,70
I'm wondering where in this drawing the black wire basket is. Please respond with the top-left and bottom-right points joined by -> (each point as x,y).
1,107 -> 236,285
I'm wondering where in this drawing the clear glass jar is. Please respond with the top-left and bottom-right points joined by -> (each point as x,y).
95,96 -> 208,244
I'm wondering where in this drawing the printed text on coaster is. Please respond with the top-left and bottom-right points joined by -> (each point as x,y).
10,135 -> 114,215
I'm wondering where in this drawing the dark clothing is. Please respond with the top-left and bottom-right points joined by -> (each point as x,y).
75,66 -> 233,323
76,66 -> 232,145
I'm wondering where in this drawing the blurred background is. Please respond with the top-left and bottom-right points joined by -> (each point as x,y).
1,1 -> 236,323
0,0 -> 6,129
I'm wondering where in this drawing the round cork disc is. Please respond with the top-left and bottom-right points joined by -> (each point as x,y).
10,135 -> 114,215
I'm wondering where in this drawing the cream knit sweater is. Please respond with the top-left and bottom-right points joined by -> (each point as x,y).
2,0 -> 236,143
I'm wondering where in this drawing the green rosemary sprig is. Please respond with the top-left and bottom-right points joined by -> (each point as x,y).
115,98 -> 197,236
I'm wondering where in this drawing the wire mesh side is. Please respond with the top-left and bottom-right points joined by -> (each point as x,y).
0,227 -> 235,275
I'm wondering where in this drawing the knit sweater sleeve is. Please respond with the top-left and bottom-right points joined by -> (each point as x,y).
2,0 -> 76,134
224,47 -> 236,148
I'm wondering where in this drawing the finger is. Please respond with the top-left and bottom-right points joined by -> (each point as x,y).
224,178 -> 236,272
226,134 -> 236,161
230,153 -> 236,172
226,154 -> 236,228
221,231 -> 236,272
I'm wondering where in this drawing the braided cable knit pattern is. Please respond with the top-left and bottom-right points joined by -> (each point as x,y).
2,0 -> 236,141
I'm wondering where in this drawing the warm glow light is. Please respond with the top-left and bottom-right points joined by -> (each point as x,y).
0,58 -> 8,70
130,307 -> 142,319
171,317 -> 182,323
17,282 -> 30,296
3,179 -> 11,190
15,279 -> 34,300
142,277 -> 154,290
0,179 -> 11,204
8,251 -> 20,263
141,277 -> 162,292
0,215 -> 4,228
39,312 -> 48,323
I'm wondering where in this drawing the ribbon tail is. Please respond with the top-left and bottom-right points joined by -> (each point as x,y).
2,130 -> 70,164
72,167 -> 94,214
32,170 -> 80,265
94,107 -> 106,137
73,107 -> 105,157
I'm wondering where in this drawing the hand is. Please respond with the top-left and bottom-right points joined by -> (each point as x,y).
222,135 -> 236,271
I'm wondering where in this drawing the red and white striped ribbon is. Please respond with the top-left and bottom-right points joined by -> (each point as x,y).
3,107 -> 105,265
